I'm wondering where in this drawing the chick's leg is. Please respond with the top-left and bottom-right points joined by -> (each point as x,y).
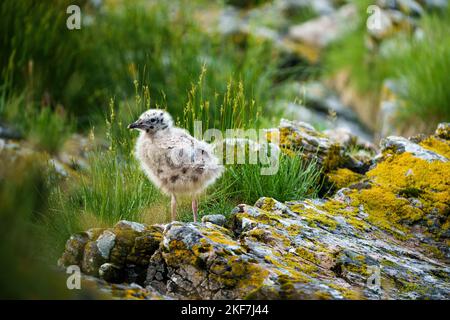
171,194 -> 177,221
192,198 -> 198,223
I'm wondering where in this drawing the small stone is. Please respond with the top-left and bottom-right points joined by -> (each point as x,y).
201,214 -> 227,227
115,220 -> 147,232
96,230 -> 116,259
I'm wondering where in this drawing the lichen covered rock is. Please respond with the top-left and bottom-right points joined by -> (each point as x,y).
267,119 -> 346,172
59,220 -> 163,284
59,123 -> 450,300
267,119 -> 376,174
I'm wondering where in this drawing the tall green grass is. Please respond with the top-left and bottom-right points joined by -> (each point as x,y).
1,0 -> 279,127
181,67 -> 262,134
223,154 -> 321,204
390,12 -> 450,124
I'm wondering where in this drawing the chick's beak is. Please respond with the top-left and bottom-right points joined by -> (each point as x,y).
128,120 -> 141,129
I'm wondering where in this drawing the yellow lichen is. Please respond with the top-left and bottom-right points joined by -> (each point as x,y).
327,168 -> 364,189
258,197 -> 277,212
348,152 -> 450,238
197,227 -> 238,247
301,209 -> 339,229
419,136 -> 450,160
328,283 -> 363,300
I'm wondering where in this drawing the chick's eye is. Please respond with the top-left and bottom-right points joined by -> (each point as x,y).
150,118 -> 156,123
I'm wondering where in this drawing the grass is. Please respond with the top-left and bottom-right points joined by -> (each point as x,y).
178,153 -> 322,222
0,92 -> 74,154
223,154 -> 321,204
181,67 -> 262,134
178,159 -> 322,222
0,0 -> 91,120
0,0 -> 280,127
390,12 -> 450,126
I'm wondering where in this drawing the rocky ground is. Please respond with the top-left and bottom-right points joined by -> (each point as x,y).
59,121 -> 450,300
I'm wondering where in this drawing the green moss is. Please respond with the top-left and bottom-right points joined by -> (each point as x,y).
197,226 -> 238,247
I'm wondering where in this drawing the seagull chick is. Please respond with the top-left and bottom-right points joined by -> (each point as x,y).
128,109 -> 223,222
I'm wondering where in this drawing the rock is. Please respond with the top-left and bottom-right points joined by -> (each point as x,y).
128,225 -> 163,267
267,119 -> 346,172
265,118 -> 377,174
48,158 -> 68,177
381,136 -> 448,162
379,0 -> 425,17
96,230 -> 116,259
287,4 -> 357,63
58,133 -> 106,170
435,123 -> 450,140
278,0 -> 335,16
82,241 -> 106,276
58,220 -> 163,283
420,0 -> 449,10
367,2 -> 419,43
377,79 -> 405,138
58,232 -> 90,267
327,168 -> 364,190
202,214 -> 227,227
0,123 -> 22,140
59,123 -> 450,300
303,81 -> 361,122
80,274 -> 171,300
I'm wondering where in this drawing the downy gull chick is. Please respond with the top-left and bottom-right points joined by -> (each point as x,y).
128,109 -> 223,222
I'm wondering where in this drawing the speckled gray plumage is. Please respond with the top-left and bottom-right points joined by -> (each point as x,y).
131,109 -> 223,196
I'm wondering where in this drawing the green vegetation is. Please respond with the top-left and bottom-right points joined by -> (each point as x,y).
220,154 -> 321,204
392,13 -> 450,123
0,156 -> 76,298
0,92 -> 74,154
0,0 -> 278,125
